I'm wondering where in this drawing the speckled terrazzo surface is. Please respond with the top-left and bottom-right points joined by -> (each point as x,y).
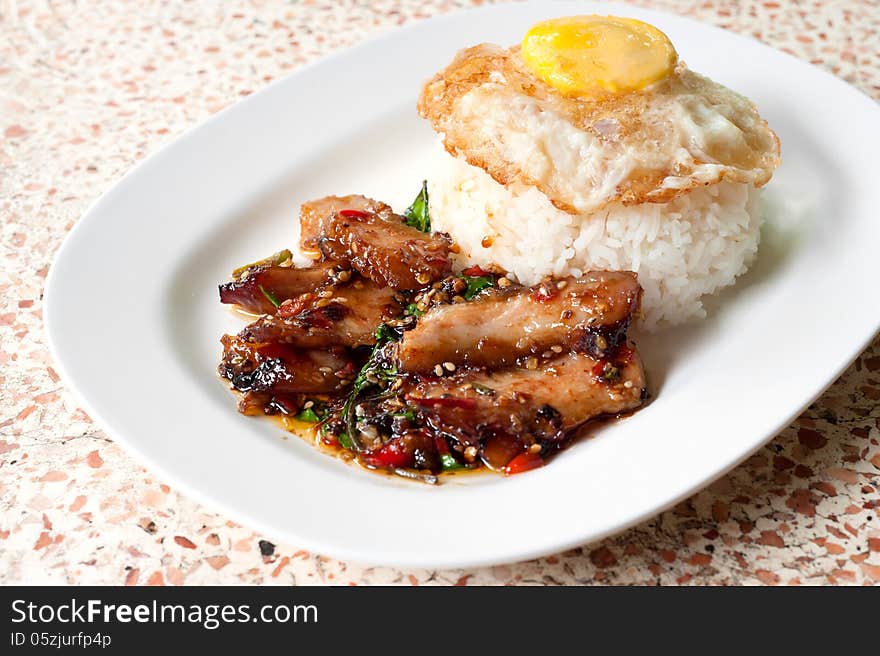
2,0 -> 879,586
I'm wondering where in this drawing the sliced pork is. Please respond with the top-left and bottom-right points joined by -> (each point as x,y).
398,271 -> 641,372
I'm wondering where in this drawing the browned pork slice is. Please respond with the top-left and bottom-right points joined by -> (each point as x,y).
219,334 -> 354,395
403,346 -> 645,469
300,194 -> 452,290
398,271 -> 641,372
299,195 -> 394,253
237,277 -> 403,349
219,262 -> 337,315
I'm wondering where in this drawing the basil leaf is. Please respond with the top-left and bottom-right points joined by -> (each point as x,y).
232,249 -> 293,280
258,285 -> 281,308
341,324 -> 400,450
337,432 -> 354,450
403,180 -> 430,232
295,407 -> 320,423
462,275 -> 494,300
392,408 -> 418,422
373,323 -> 399,343
405,303 -> 425,317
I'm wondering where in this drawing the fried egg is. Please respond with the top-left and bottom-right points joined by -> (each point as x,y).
418,15 -> 780,214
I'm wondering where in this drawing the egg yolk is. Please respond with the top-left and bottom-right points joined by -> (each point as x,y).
521,15 -> 678,97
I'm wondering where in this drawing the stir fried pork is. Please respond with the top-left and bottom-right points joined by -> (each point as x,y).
398,271 -> 641,371
403,347 -> 644,468
238,276 -> 403,349
220,192 -> 649,483
300,194 -> 452,290
299,195 -> 394,253
219,262 -> 337,315
219,335 -> 353,395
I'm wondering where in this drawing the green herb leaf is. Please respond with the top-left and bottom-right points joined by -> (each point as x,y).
337,432 -> 354,450
392,408 -> 418,422
340,324 -> 401,450
601,364 -> 620,382
259,285 -> 281,308
403,180 -> 430,233
440,453 -> 464,471
232,249 -> 293,280
374,323 -> 400,343
462,275 -> 494,300
404,303 -> 425,317
294,407 -> 320,423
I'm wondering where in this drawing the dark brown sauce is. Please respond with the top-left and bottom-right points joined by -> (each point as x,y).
254,392 -> 641,482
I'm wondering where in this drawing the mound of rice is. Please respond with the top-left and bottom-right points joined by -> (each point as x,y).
428,142 -> 762,330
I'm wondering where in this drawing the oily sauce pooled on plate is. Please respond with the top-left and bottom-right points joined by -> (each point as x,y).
218,186 -> 647,484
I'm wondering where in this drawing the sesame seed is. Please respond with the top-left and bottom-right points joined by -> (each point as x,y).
433,364 -> 444,376
464,446 -> 478,461
551,345 -> 563,353
529,444 -> 542,454
623,380 -> 633,389
350,242 -> 359,254
318,288 -> 334,298
556,280 -> 568,289
525,357 -> 538,370
416,271 -> 431,285
319,366 -> 333,373
497,277 -> 511,288
315,298 -> 331,308
303,401 -> 314,409
336,269 -> 352,282
443,361 -> 456,372
542,351 -> 553,359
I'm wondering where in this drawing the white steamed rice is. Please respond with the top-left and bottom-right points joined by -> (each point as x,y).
427,142 -> 762,330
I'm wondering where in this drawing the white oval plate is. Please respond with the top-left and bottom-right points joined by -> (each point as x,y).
45,1 -> 880,568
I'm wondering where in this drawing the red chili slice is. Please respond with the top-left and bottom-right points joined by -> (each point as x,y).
461,265 -> 492,277
277,292 -> 316,318
271,395 -> 300,414
531,287 -> 557,302
255,342 -> 298,361
367,439 -> 411,469
504,452 -> 544,476
338,209 -> 370,219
